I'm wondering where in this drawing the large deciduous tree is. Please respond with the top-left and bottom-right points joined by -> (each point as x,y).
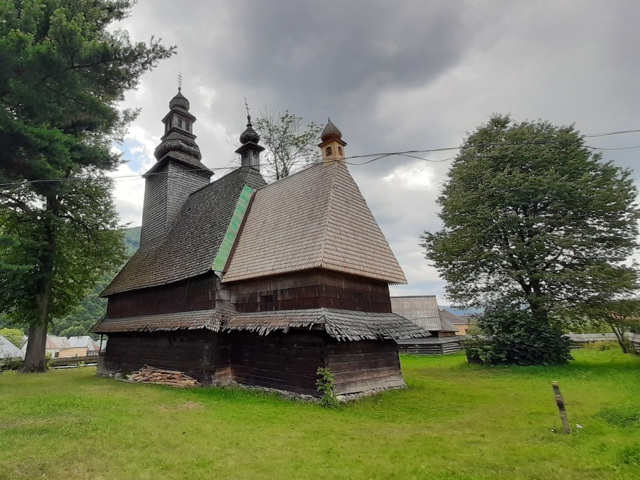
421,114 -> 639,331
253,110 -> 322,181
0,0 -> 174,371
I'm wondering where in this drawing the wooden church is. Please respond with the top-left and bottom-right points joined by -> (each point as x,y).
93,90 -> 425,396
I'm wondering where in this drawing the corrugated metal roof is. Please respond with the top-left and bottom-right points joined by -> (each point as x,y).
224,162 -> 407,284
68,336 -> 100,351
0,335 -> 23,359
439,309 -> 469,325
20,335 -> 71,354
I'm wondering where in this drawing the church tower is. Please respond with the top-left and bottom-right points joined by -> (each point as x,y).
140,89 -> 213,246
319,118 -> 347,164
235,112 -> 264,169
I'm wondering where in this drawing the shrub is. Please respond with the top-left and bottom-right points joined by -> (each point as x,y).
0,358 -> 23,372
316,367 -> 339,407
463,309 -> 572,366
583,341 -> 618,351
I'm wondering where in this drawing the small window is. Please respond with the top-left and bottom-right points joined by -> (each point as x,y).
178,118 -> 183,129
326,146 -> 332,156
354,292 -> 364,311
261,294 -> 274,311
338,146 -> 343,156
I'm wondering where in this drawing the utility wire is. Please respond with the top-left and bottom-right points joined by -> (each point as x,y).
1,127 -> 640,189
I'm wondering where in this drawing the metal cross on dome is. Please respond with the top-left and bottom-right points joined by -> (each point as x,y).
244,97 -> 251,122
177,71 -> 183,91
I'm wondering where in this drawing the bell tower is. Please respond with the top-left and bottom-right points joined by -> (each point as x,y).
319,118 -> 347,164
140,88 -> 213,246
235,111 -> 265,170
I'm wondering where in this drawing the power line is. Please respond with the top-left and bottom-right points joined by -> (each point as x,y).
1,127 -> 640,189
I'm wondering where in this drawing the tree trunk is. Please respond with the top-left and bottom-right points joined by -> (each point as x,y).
20,195 -> 57,373
606,320 -> 629,354
21,321 -> 49,372
527,280 -> 549,325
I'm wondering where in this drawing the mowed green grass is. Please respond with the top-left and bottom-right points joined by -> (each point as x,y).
1,350 -> 639,480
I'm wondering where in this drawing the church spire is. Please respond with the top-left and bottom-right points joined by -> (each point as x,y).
235,100 -> 264,170
149,89 -> 211,176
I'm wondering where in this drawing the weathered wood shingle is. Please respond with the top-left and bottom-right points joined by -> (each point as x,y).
223,162 -> 407,284
102,167 -> 266,296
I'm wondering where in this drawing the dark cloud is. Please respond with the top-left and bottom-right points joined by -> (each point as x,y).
114,0 -> 640,301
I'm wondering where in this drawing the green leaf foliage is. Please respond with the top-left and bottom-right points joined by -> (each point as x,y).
422,115 -> 640,324
254,110 -> 322,181
0,328 -> 25,348
463,308 -> 572,366
0,0 -> 174,370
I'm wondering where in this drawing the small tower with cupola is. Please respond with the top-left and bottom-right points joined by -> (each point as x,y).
318,118 -> 347,164
235,113 -> 264,170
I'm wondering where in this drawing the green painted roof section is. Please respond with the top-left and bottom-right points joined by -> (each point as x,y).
211,185 -> 254,272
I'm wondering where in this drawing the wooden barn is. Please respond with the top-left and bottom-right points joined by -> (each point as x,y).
92,90 -> 425,397
391,295 -> 463,354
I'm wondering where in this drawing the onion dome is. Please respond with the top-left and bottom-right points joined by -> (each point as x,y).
239,115 -> 260,144
169,88 -> 190,111
321,118 -> 342,142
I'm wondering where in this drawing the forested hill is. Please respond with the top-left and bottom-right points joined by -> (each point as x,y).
1,227 -> 142,337
44,226 -> 141,338
123,226 -> 141,256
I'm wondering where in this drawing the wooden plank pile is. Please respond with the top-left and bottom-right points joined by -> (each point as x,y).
128,365 -> 200,388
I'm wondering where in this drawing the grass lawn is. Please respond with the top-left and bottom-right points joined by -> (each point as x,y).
1,349 -> 639,480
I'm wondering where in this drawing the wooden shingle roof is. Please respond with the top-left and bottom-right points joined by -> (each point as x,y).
390,296 -> 459,333
223,162 -> 407,284
92,307 -> 427,341
102,167 -> 266,296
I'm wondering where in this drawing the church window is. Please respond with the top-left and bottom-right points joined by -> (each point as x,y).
326,146 -> 332,156
261,294 -> 274,311
338,146 -> 343,156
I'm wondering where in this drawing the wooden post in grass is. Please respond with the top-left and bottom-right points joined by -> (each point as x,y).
552,381 -> 571,434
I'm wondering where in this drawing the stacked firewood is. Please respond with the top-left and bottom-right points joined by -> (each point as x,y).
128,365 -> 200,388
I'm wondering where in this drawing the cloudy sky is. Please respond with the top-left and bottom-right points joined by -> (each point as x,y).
111,0 -> 640,304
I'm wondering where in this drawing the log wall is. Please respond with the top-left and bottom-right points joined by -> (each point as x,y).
99,330 -> 230,385
231,270 -> 392,313
326,339 -> 405,394
106,273 -> 217,318
227,330 -> 325,395
100,329 -> 406,397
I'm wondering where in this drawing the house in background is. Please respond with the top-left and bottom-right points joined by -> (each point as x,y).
0,335 -> 24,360
68,336 -> 100,356
21,335 -> 71,359
92,90 -> 424,397
438,309 -> 471,336
391,296 -> 462,354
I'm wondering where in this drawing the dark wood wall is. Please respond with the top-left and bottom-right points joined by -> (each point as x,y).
101,329 -> 405,396
231,269 -> 392,313
326,339 -> 405,395
100,330 -> 230,385
227,330 -> 325,395
106,273 -> 217,318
